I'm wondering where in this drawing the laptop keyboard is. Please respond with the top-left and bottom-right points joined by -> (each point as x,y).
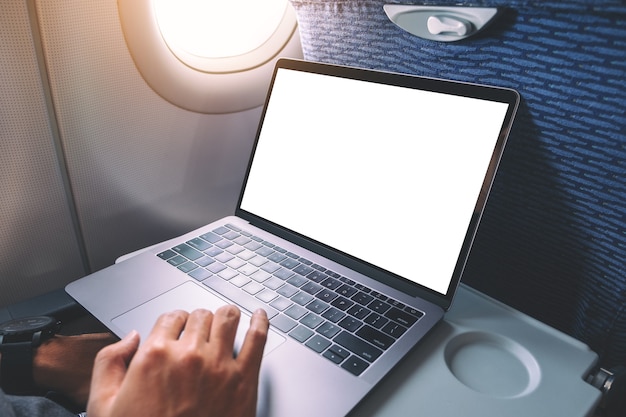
156,223 -> 424,376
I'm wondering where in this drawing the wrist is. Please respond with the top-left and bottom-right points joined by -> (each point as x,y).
0,316 -> 60,395
32,335 -> 66,389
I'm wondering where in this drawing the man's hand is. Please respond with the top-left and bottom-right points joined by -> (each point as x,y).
87,306 -> 269,417
33,332 -> 118,407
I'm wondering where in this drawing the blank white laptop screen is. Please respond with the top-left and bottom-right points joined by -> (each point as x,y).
240,67 -> 510,295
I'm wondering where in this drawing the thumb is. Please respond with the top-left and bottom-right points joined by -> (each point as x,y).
88,331 -> 140,410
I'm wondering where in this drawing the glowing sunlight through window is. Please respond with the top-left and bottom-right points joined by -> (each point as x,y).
153,0 -> 289,59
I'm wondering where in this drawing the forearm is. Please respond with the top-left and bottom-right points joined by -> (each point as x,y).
33,334 -> 117,405
1,333 -> 116,407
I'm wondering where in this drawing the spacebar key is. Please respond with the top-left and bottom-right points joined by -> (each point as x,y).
203,276 -> 279,319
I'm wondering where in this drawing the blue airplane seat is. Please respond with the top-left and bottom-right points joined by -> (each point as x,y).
288,0 -> 626,372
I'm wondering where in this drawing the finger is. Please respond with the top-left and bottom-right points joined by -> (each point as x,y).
237,309 -> 269,370
180,309 -> 213,344
145,310 -> 189,343
89,331 -> 140,403
208,305 -> 241,357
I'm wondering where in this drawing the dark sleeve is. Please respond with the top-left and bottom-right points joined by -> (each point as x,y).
0,388 -> 76,417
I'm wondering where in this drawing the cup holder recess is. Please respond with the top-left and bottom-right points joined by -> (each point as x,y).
444,331 -> 541,398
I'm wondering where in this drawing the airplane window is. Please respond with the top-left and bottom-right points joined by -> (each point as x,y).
154,0 -> 288,63
118,0 -> 302,113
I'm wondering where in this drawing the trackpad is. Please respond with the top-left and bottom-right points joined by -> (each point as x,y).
112,281 -> 284,355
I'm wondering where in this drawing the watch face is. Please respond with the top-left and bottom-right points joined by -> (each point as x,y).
0,316 -> 56,334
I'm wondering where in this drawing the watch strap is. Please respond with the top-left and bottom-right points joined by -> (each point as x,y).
1,340 -> 36,395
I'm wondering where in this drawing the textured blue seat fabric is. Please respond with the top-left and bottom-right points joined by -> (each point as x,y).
289,0 -> 626,370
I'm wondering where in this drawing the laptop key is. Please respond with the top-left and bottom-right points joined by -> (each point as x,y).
215,240 -> 233,249
249,270 -> 270,283
189,268 -> 212,281
255,246 -> 274,257
285,304 -> 308,320
385,307 -> 419,327
347,305 -> 370,320
280,258 -> 300,269
233,236 -> 251,246
316,289 -> 338,303
321,307 -> 346,323
206,262 -> 226,274
244,241 -> 263,251
294,264 -> 314,276
305,335 -> 332,353
260,262 -> 281,274
256,289 -> 278,303
307,270 -> 328,283
243,282 -> 264,295
276,284 -> 298,298
185,244 -> 209,258
331,296 -> 354,311
229,275 -> 251,287
167,255 -> 187,267
274,268 -> 294,281
289,325 -> 314,343
341,355 -> 370,376
336,284 -> 357,298
237,250 -> 256,261
218,268 -> 239,281
157,249 -> 176,260
202,276 -> 278,319
404,306 -> 425,318
263,276 -> 284,290
226,258 -> 246,269
364,312 -> 388,329
226,245 -> 245,255
287,275 -> 307,287
269,296 -> 292,311
381,322 -> 408,339
306,299 -> 330,314
323,349 -> 345,365
200,232 -> 221,243
338,316 -> 362,332
224,224 -> 240,232
355,325 -> 394,350
268,252 -> 287,263
271,314 -> 297,333
317,322 -> 341,338
291,292 -> 314,306
173,244 -> 203,261
195,256 -> 215,267
300,313 -> 324,329
321,277 -> 342,290
215,252 -> 234,263
223,231 -> 240,240
352,291 -> 374,305
204,247 -> 223,257
334,331 -> 382,362
300,282 -> 322,295
178,262 -> 198,273
368,300 -> 391,314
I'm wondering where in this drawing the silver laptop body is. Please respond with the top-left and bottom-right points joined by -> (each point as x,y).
67,58 -> 519,417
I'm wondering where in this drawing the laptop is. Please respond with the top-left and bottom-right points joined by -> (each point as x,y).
66,58 -> 519,417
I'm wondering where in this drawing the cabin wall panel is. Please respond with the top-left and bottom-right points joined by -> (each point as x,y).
35,0 -> 261,271
0,0 -> 86,307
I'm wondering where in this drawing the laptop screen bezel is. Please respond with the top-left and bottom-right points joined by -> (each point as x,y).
236,58 -> 519,310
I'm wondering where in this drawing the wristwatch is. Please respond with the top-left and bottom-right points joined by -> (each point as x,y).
0,316 -> 61,394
